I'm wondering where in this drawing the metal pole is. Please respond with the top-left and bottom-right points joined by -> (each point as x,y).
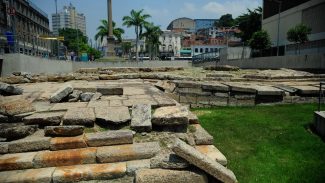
55,0 -> 59,59
276,1 -> 281,56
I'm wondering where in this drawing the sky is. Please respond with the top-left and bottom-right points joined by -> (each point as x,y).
30,0 -> 262,42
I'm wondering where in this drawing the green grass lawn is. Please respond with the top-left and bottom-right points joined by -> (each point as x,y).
192,104 -> 325,183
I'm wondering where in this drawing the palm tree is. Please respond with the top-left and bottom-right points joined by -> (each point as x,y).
95,20 -> 124,43
123,9 -> 151,61
142,23 -> 162,60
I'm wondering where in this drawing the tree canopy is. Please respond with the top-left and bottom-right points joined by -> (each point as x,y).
249,30 -> 271,51
94,20 -> 125,43
215,14 -> 235,28
287,24 -> 312,54
235,7 -> 262,43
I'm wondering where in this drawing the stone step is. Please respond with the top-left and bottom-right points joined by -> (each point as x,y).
97,142 -> 160,163
62,108 -> 96,127
191,124 -> 214,145
33,147 -> 97,169
0,151 -> 37,171
0,163 -> 127,183
172,138 -> 237,183
50,135 -> 87,151
44,125 -> 84,137
84,130 -> 133,147
95,106 -> 131,126
131,104 -> 152,132
135,169 -> 208,183
23,111 -> 65,127
152,106 -> 189,126
195,145 -> 227,166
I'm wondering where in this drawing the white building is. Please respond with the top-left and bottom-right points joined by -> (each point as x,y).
52,3 -> 86,36
191,45 -> 226,56
159,30 -> 181,57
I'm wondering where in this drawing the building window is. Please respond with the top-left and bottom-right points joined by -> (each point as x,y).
195,48 -> 198,53
200,48 -> 203,53
205,48 -> 209,53
210,48 -> 214,52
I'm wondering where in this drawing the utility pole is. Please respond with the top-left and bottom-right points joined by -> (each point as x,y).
55,0 -> 60,59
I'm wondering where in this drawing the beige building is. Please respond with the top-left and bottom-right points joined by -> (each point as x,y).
262,0 -> 325,55
159,30 -> 181,57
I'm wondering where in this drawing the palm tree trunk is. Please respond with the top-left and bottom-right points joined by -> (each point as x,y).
135,27 -> 139,61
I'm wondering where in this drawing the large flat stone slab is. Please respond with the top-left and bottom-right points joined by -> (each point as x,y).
33,147 -> 97,168
0,151 -> 37,171
202,82 -> 229,92
97,142 -> 160,163
191,124 -> 214,145
131,104 -> 152,132
126,159 -> 150,176
223,82 -> 256,94
251,85 -> 284,96
95,106 -> 130,125
44,125 -> 84,137
135,169 -> 208,183
63,108 -> 96,127
196,145 -> 227,166
51,102 -> 88,111
97,87 -> 123,95
87,100 -> 109,108
50,135 -> 87,151
172,139 -> 237,183
52,163 -> 126,183
0,125 -> 38,141
23,111 -> 65,126
85,130 -> 133,147
0,98 -> 35,116
50,84 -> 73,103
0,167 -> 55,183
8,134 -> 51,153
152,106 -> 189,126
150,150 -> 189,169
291,85 -> 319,95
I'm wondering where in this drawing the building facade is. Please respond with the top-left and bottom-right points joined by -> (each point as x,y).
159,30 -> 181,57
262,0 -> 325,55
1,0 -> 51,56
52,3 -> 86,36
167,17 -> 195,33
194,19 -> 217,32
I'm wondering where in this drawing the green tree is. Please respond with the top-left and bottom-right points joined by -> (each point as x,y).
215,14 -> 235,28
287,24 -> 312,54
120,41 -> 132,57
59,28 -> 87,52
94,20 -> 125,43
142,23 -> 162,60
123,9 -> 151,61
249,30 -> 271,56
236,7 -> 262,43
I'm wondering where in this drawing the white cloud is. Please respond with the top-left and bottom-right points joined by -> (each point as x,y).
202,0 -> 260,18
180,3 -> 197,14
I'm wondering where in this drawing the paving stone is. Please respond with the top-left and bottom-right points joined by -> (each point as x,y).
95,107 -> 130,125
0,167 -> 55,183
50,135 -> 87,151
150,150 -> 189,169
273,85 -> 298,94
97,87 -> 123,95
0,151 -> 37,171
33,147 -> 97,168
252,85 -> 285,96
0,125 -> 38,141
45,125 -> 84,137
23,111 -> 65,126
191,124 -> 214,145
291,85 -> 319,95
109,100 -> 123,107
152,106 -> 189,126
188,111 -> 199,124
90,92 -> 103,101
97,142 -> 160,163
176,87 -> 205,95
50,85 -> 73,103
128,95 -> 154,99
0,98 -> 35,116
153,95 -> 177,107
0,142 -> 8,154
224,83 -> 256,94
202,83 -> 229,92
172,138 -> 237,183
0,114 -> 8,123
80,92 -> 95,102
154,80 -> 176,92
131,104 -> 152,132
123,87 -> 146,95
63,108 -> 96,127
126,159 -> 150,175
123,98 -> 158,108
173,81 -> 202,88
85,130 -> 133,147
51,102 -> 88,111
87,100 -> 109,108
8,134 -> 51,153
135,169 -> 208,183
195,145 -> 227,166
52,163 -> 126,183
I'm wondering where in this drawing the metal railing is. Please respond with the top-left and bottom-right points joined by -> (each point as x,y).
192,51 -> 220,64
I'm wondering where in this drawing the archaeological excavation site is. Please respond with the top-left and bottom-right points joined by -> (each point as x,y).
0,66 -> 323,183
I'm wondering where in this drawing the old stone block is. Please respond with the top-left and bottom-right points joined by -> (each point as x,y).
109,100 -> 123,107
95,106 -> 130,125
152,106 -> 189,126
135,169 -> 208,183
8,135 -> 51,153
85,130 -> 133,147
63,108 -> 96,127
150,150 -> 189,169
0,98 -> 35,116
191,124 -> 214,145
97,142 -> 160,163
33,147 -> 97,168
0,142 -> 8,154
0,125 -> 38,141
23,111 -> 65,126
196,145 -> 227,166
0,151 -> 37,171
51,102 -> 88,110
97,87 -> 123,95
87,100 -> 109,108
131,104 -> 152,132
44,125 -> 84,137
0,167 -> 56,183
202,83 -> 229,92
172,139 -> 237,183
50,135 -> 87,151
50,85 -> 73,103
126,159 -> 150,175
188,111 -> 199,124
